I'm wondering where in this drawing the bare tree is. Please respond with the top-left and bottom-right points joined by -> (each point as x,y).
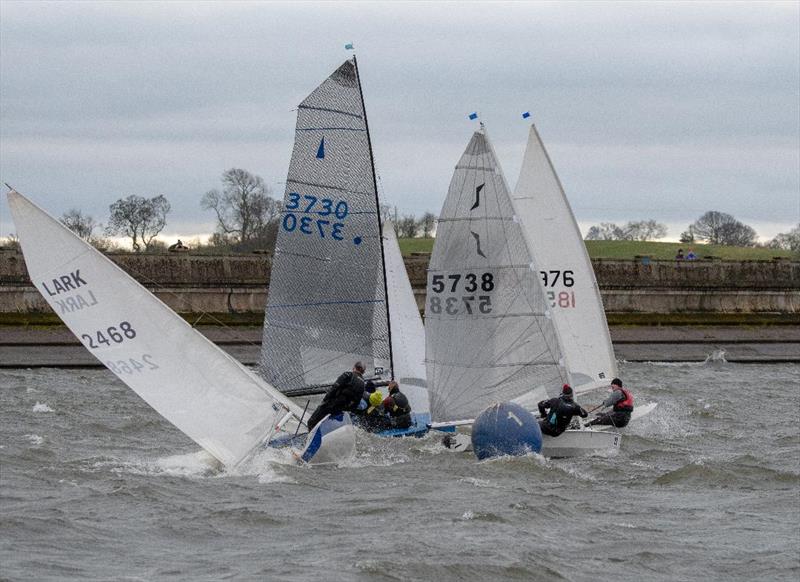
690,211 -> 757,246
585,222 -> 625,240
61,208 -> 97,241
768,224 -> 800,252
622,220 -> 667,241
106,195 -> 171,252
419,212 -> 436,238
397,214 -> 419,238
201,168 -> 279,244
679,226 -> 696,243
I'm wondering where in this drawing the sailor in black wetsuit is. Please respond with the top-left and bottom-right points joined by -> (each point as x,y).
537,384 -> 588,437
585,378 -> 634,428
383,381 -> 413,429
306,362 -> 366,431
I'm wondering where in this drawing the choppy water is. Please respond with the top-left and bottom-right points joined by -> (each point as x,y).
1,362 -> 799,581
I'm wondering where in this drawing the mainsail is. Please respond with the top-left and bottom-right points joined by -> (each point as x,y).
382,220 -> 430,420
512,125 -> 617,394
260,58 -> 391,391
8,190 -> 304,467
425,129 -> 566,423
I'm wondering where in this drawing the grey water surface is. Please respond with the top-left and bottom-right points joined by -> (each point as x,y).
1,362 -> 798,581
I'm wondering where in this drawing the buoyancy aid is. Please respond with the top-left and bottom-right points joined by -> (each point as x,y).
547,397 -> 577,431
613,387 -> 634,412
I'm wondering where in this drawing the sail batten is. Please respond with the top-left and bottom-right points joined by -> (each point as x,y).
261,59 -> 391,391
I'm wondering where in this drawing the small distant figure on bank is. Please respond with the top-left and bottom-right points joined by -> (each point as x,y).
383,381 -> 413,429
586,378 -> 634,428
686,249 -> 697,260
306,362 -> 366,430
168,239 -> 188,252
675,248 -> 685,261
537,384 -> 588,437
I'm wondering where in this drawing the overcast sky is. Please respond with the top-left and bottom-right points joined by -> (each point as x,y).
1,1 -> 798,242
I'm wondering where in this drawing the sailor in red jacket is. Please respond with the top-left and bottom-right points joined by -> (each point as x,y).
586,378 -> 634,428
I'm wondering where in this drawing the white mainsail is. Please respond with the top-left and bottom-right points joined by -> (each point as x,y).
382,220 -> 430,420
512,125 -> 617,394
260,58 -> 392,391
8,190 -> 304,467
425,128 -> 566,423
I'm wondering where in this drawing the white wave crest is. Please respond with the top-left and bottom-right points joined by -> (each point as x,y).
32,402 -> 53,412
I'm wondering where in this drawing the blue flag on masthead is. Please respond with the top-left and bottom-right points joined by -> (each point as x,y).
522,111 -> 531,119
468,112 -> 478,120
344,43 -> 354,50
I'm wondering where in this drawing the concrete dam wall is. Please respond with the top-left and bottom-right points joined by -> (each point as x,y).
1,250 -> 797,318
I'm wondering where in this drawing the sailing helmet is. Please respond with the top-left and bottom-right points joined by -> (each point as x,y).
369,391 -> 383,407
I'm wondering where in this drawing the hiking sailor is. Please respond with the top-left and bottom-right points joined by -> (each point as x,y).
586,377 -> 634,428
306,362 -> 366,430
537,384 -> 588,437
383,381 -> 413,429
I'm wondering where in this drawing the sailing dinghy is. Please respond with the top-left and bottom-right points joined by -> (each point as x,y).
7,190 -> 353,467
425,127 -> 620,457
259,58 -> 430,437
512,123 -> 656,419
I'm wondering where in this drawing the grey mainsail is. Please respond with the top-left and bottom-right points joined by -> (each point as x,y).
425,128 -> 566,422
260,59 -> 391,392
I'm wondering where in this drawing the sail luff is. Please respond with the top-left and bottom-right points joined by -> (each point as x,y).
353,54 -> 394,379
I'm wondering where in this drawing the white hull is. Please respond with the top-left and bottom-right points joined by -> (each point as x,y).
541,429 -> 620,458
296,412 -> 356,465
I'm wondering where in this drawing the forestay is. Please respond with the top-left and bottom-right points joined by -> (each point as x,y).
425,129 -> 566,423
512,125 -> 617,394
382,220 -> 430,419
7,191 -> 304,467
261,59 -> 391,392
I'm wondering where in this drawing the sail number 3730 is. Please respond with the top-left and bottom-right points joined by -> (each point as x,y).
282,193 -> 349,241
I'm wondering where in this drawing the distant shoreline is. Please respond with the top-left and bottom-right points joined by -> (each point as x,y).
2,325 -> 797,367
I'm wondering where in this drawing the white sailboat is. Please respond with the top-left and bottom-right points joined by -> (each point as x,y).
424,127 -> 620,457
7,190 -> 353,467
512,122 -> 657,422
259,57 -> 430,434
511,124 -> 617,396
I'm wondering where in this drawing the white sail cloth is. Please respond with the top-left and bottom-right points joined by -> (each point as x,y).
425,130 -> 566,423
8,191 -> 303,467
512,125 -> 617,394
261,59 -> 390,391
382,221 -> 429,418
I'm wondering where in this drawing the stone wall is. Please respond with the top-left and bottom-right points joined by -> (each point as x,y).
1,249 -> 797,316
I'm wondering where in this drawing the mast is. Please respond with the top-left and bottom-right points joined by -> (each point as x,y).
352,54 -> 394,379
